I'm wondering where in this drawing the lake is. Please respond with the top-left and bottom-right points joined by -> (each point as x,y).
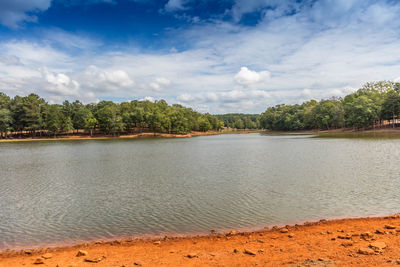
1,133 -> 399,250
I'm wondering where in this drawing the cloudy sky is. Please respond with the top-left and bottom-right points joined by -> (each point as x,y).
0,0 -> 399,113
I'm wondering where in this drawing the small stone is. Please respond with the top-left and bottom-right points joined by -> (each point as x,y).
256,239 -> 264,243
233,248 -> 239,253
153,241 -> 161,245
41,253 -> 52,259
385,225 -> 396,229
369,241 -> 387,251
375,229 -> 385,234
341,241 -> 353,247
244,249 -> 257,256
337,234 -> 351,239
76,250 -> 88,257
227,230 -> 237,236
133,262 -> 142,266
258,249 -> 264,253
280,228 -> 288,233
34,258 -> 45,264
288,233 -> 295,238
94,241 -> 103,244
84,256 -> 105,263
187,253 -> 198,258
358,247 -> 375,255
24,250 -> 33,255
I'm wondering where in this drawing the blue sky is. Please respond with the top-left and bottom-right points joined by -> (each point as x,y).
0,0 -> 400,113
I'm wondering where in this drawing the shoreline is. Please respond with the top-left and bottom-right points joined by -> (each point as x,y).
0,131 -> 223,143
2,215 -> 400,266
2,127 -> 400,143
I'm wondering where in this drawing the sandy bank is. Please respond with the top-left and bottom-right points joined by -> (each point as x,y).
0,131 -> 224,143
1,215 -> 400,266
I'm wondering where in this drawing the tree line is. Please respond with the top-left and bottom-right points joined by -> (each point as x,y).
0,93 -> 224,138
259,81 -> 400,131
216,114 -> 260,129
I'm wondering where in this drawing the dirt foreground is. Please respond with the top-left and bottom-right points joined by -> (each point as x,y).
2,215 -> 400,266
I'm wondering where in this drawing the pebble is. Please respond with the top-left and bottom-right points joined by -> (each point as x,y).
358,247 -> 375,255
84,256 -> 105,263
153,241 -> 161,245
341,241 -> 353,247
41,253 -> 52,259
33,258 -> 45,264
244,249 -> 257,256
187,253 -> 198,258
280,228 -> 289,233
76,250 -> 88,257
385,225 -> 396,229
369,241 -> 387,251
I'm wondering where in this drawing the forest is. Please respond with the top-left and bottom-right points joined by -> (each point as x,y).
259,81 -> 400,131
1,80 -> 400,138
0,94 -> 224,138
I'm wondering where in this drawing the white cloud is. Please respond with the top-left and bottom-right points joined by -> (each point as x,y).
164,0 -> 187,12
149,77 -> 171,91
234,67 -> 270,85
80,65 -> 134,91
0,0 -> 51,28
394,77 -> 400,83
42,68 -> 80,96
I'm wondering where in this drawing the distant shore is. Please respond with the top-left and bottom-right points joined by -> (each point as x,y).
0,129 -> 268,143
1,215 -> 400,266
2,127 -> 400,143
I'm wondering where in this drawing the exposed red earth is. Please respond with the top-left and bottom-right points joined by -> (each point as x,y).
1,215 -> 400,266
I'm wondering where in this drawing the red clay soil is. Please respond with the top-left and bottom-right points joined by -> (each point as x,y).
1,215 -> 400,266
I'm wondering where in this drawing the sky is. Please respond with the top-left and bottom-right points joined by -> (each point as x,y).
0,0 -> 400,113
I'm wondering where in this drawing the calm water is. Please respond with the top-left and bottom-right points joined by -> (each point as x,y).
1,133 -> 400,249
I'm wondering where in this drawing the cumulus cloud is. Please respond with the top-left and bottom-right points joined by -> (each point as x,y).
149,77 -> 171,91
42,68 -> 80,96
234,67 -> 270,85
0,0 -> 51,28
80,65 -> 134,91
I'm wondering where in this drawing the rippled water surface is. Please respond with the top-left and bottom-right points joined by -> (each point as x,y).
1,133 -> 400,249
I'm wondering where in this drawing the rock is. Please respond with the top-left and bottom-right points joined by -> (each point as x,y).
375,229 -> 385,234
153,241 -> 161,245
341,241 -> 353,247
361,232 -> 372,238
358,247 -> 375,255
385,225 -> 396,229
133,262 -> 143,266
84,256 -> 105,263
76,250 -> 88,257
24,250 -> 33,255
227,230 -> 237,236
337,234 -> 351,239
244,249 -> 257,256
369,241 -> 387,251
256,239 -> 264,243
280,228 -> 289,233
94,240 -> 103,244
288,233 -> 295,238
233,248 -> 239,253
34,258 -> 45,264
41,253 -> 52,259
186,253 -> 198,258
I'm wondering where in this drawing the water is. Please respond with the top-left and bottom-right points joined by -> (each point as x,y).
0,133 -> 400,249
